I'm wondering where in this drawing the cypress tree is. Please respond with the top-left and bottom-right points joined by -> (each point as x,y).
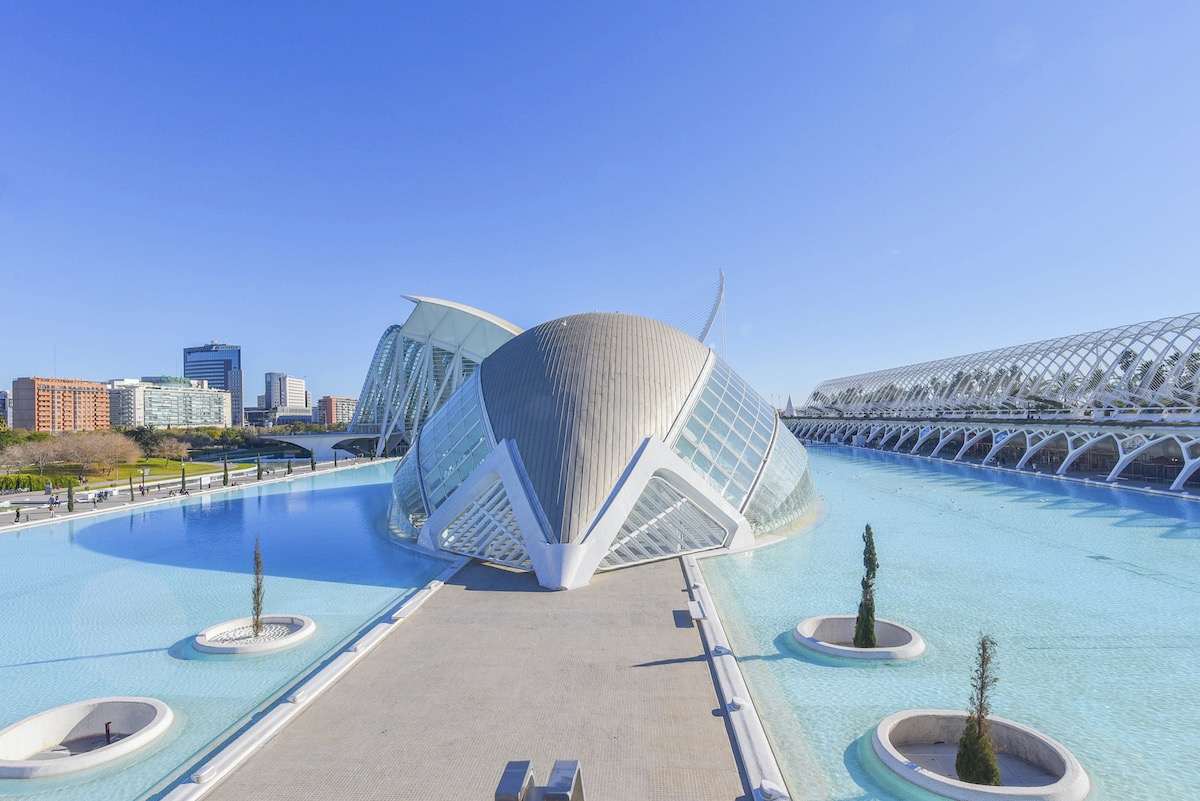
256,455 -> 263,480
956,634 -> 1002,785
223,457 -> 229,487
180,465 -> 187,493
854,523 -> 879,648
334,451 -> 338,467
310,452 -> 316,471
67,483 -> 74,512
251,536 -> 265,637
128,475 -> 134,500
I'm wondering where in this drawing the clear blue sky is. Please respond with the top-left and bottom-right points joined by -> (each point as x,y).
2,2 -> 1197,407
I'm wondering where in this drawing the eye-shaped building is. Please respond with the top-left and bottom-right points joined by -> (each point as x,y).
388,309 -> 816,589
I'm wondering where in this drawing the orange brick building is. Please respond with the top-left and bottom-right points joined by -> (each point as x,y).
11,377 -> 111,432
316,395 -> 358,426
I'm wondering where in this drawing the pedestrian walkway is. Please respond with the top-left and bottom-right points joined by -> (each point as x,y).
199,559 -> 747,801
0,459 -> 365,531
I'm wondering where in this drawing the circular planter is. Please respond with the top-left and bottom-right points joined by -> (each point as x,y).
792,615 -> 925,660
193,614 -> 316,655
871,709 -> 1089,801
0,697 -> 173,778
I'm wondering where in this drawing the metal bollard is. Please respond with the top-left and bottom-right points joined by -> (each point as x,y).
543,760 -> 584,801
495,760 -> 537,801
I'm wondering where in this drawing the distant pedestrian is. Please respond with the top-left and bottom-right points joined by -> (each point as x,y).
14,509 -> 20,523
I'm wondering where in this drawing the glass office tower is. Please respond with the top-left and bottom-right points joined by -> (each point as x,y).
183,342 -> 244,425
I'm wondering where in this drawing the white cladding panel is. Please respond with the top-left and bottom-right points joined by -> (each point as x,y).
480,313 -> 710,544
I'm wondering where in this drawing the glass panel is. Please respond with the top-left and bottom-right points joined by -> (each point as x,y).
417,373 -> 492,511
388,453 -> 427,539
671,358 -> 778,509
598,477 -> 727,569
743,424 -> 817,536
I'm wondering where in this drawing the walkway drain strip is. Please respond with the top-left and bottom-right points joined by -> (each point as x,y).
682,554 -> 792,801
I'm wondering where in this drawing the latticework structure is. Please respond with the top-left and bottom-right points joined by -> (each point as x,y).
805,313 -> 1200,418
789,312 -> 1200,492
348,297 -> 521,455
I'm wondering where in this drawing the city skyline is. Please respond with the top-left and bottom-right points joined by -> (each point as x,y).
2,3 -> 1198,404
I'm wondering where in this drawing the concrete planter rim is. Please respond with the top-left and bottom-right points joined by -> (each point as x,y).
792,615 -> 926,661
193,614 -> 316,655
871,708 -> 1090,801
0,696 -> 173,778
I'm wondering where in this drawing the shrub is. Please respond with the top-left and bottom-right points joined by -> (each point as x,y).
0,474 -> 75,491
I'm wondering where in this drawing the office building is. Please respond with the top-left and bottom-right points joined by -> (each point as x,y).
108,377 -> 232,429
183,343 -> 244,425
265,373 -> 308,410
0,390 -> 10,428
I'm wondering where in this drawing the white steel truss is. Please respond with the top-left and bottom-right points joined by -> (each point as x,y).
348,297 -> 521,455
804,312 -> 1200,420
436,476 -> 532,570
597,476 -> 729,570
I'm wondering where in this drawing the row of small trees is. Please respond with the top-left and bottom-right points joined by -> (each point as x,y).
852,524 -> 1001,786
0,432 -> 145,476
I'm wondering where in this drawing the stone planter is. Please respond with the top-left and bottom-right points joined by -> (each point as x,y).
0,697 -> 173,778
792,615 -> 925,661
193,614 -> 316,655
871,709 -> 1089,801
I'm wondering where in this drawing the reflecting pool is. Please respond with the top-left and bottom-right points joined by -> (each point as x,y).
702,446 -> 1200,801
0,463 -> 446,801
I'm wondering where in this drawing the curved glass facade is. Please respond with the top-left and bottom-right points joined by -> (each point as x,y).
743,425 -> 817,535
672,359 -> 776,510
417,373 -> 492,512
383,310 -> 821,588
388,451 -> 426,540
350,298 -> 519,454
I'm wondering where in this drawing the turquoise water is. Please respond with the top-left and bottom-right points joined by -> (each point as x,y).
702,446 -> 1200,801
0,463 -> 446,801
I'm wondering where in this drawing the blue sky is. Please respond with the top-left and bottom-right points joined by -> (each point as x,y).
2,2 -> 1197,407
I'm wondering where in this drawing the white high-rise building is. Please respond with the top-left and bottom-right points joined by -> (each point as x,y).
108,377 -> 232,429
265,373 -> 308,410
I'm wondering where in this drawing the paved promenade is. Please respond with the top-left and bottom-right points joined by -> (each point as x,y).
202,559 -> 747,801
